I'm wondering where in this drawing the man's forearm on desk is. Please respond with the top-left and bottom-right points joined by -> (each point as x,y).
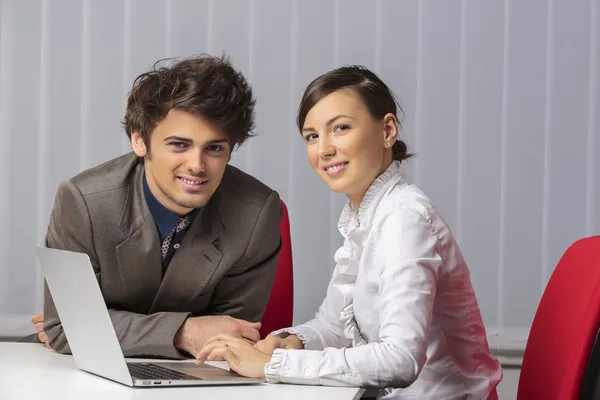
45,307 -> 190,358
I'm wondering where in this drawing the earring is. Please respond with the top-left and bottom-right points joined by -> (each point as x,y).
386,142 -> 391,148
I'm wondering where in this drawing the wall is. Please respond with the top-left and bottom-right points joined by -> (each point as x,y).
0,0 -> 598,351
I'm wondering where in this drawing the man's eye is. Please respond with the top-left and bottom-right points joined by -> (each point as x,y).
207,145 -> 224,152
169,142 -> 187,149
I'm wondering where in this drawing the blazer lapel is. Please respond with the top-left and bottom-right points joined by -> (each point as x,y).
115,167 -> 163,310
150,195 -> 225,312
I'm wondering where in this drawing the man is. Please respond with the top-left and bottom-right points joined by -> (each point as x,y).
32,54 -> 282,359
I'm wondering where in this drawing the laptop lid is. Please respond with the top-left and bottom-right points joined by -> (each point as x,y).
36,247 -> 133,386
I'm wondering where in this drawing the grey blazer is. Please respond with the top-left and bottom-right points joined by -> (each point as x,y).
43,153 -> 282,359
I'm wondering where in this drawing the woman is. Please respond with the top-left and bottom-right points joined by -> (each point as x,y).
196,66 -> 503,399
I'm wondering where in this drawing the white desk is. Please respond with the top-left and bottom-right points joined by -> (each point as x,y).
0,343 -> 365,400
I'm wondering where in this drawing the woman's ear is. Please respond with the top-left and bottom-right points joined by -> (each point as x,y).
382,113 -> 398,145
131,132 -> 148,158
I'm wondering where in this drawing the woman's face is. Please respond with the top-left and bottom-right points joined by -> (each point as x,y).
301,89 -> 397,207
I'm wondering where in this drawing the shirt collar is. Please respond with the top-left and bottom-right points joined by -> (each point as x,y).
338,160 -> 405,236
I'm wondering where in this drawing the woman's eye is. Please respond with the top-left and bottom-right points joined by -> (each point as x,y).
305,133 -> 318,142
333,124 -> 350,132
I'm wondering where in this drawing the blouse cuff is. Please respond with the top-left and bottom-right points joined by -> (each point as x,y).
264,348 -> 287,383
269,327 -> 313,349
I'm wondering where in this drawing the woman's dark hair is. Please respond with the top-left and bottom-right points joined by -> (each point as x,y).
297,65 -> 414,162
123,54 -> 256,151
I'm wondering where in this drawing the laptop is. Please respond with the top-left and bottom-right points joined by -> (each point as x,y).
36,246 -> 262,387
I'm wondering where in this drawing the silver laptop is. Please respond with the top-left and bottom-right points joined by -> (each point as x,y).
36,246 -> 262,387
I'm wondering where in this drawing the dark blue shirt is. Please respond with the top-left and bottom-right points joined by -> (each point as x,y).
143,174 -> 200,269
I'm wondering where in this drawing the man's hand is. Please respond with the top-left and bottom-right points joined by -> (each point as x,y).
196,334 -> 272,380
31,312 -> 51,349
254,333 -> 304,355
174,315 -> 261,356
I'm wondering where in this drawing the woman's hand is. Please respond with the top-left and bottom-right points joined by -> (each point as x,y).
254,333 -> 304,355
196,334 -> 272,380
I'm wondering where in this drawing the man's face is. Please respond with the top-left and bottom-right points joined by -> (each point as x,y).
131,109 -> 231,216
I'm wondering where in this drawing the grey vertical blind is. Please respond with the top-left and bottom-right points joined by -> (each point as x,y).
0,0 -> 598,351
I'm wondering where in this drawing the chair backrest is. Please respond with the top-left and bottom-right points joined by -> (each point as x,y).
580,327 -> 600,398
517,236 -> 600,400
259,200 -> 294,338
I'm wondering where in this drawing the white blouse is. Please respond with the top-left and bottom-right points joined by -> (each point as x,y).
265,161 -> 503,399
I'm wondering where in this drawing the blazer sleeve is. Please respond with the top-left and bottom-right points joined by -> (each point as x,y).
205,191 -> 282,322
43,180 -> 189,359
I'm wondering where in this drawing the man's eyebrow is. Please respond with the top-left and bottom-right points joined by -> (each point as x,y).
205,139 -> 230,145
163,135 -> 193,143
163,136 -> 231,146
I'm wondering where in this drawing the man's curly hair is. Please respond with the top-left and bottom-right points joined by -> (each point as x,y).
123,54 -> 256,151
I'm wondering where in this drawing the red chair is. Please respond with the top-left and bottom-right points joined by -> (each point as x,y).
517,236 -> 600,399
259,200 -> 294,338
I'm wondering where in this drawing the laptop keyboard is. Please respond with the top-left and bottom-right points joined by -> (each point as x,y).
127,363 -> 201,381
